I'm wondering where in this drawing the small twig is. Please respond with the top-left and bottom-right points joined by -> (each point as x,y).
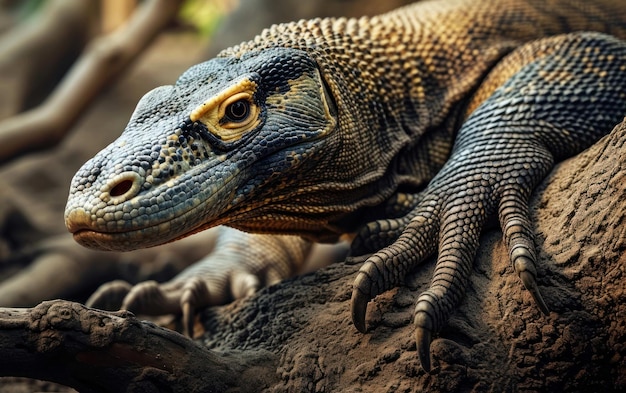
0,0 -> 94,119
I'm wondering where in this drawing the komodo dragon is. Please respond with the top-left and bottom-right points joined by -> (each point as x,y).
64,0 -> 626,372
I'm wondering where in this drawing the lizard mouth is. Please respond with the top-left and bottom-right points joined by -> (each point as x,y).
64,194 -> 228,252
64,162 -> 241,251
70,229 -> 129,251
69,218 -> 221,251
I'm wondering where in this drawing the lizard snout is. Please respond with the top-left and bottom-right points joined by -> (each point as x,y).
65,171 -> 144,238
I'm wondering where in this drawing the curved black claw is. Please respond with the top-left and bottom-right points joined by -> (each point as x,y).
84,278 -> 210,337
350,290 -> 369,333
87,276 -> 223,338
350,211 -> 439,333
415,326 -> 432,373
519,268 -> 549,315
179,277 -> 211,338
413,292 -> 440,373
499,189 -> 551,315
412,280 -> 478,373
121,280 -> 181,314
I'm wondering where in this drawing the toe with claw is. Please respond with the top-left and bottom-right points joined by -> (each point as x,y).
350,141 -> 555,372
86,229 -> 313,337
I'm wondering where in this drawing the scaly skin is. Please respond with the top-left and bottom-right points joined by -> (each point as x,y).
65,0 -> 626,372
351,32 -> 626,370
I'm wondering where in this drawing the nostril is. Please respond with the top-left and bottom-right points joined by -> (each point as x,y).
110,179 -> 134,197
105,172 -> 143,201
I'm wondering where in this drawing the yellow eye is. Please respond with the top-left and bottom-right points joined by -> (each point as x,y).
189,78 -> 260,142
223,99 -> 250,123
218,92 -> 258,130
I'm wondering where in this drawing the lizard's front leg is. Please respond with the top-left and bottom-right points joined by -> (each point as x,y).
351,32 -> 626,372
353,138 -> 553,372
87,227 -> 312,337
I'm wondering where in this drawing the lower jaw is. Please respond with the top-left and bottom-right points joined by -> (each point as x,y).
71,229 -> 165,252
70,220 -> 214,251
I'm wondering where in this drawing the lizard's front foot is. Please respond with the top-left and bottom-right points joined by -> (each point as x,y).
87,228 -> 312,337
351,141 -> 553,372
352,149 -> 552,371
349,30 -> 626,371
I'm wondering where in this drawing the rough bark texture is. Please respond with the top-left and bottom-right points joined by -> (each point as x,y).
0,301 -> 277,393
0,119 -> 623,392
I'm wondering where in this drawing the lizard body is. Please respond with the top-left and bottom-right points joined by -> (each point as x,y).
64,0 -> 626,372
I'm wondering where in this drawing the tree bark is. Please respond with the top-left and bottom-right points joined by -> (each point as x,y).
0,300 -> 276,392
0,0 -> 183,165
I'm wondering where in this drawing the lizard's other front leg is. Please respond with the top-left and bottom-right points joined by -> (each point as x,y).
87,227 -> 312,337
351,32 -> 626,371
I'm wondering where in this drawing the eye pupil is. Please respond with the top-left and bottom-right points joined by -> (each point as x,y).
225,99 -> 250,122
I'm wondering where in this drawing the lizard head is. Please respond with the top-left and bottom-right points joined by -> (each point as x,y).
64,47 -> 341,251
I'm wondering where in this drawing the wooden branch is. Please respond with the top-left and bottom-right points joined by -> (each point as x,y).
101,0 -> 137,33
0,0 -> 184,165
0,300 -> 276,392
0,229 -> 219,308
